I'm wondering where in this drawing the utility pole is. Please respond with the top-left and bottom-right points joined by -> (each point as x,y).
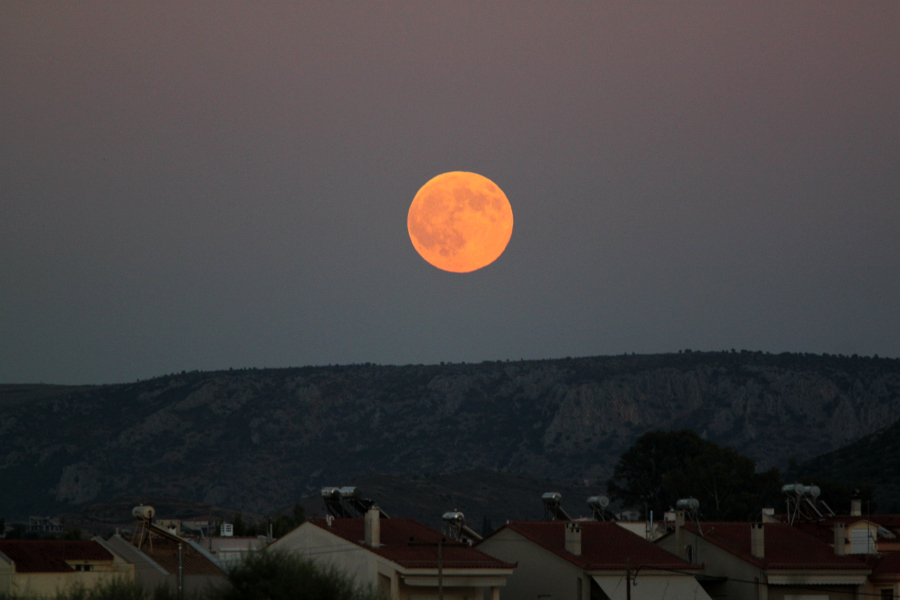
625,558 -> 642,600
177,542 -> 184,600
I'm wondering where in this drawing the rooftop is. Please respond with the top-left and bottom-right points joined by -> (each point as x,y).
489,521 -> 697,572
682,522 -> 871,571
0,540 -> 112,573
309,518 -> 514,570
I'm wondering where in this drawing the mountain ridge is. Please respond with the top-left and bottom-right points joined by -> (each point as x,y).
3,351 -> 898,519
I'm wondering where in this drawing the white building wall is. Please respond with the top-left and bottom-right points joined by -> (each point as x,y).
270,522 -> 380,590
478,528 -> 585,600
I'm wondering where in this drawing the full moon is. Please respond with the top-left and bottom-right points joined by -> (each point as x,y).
407,172 -> 514,273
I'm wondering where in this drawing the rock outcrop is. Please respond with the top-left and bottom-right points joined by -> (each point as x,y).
2,351 -> 898,517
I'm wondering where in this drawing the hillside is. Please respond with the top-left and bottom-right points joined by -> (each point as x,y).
795,416 -> 900,513
2,351 -> 899,519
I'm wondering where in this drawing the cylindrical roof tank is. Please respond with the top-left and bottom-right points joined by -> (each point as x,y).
542,492 -> 562,504
781,483 -> 807,496
339,487 -> 359,499
676,498 -> 700,511
587,496 -> 610,509
442,511 -> 465,527
132,505 -> 155,520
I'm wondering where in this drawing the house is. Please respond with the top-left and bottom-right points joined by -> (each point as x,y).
657,520 -> 871,600
271,507 -> 516,600
477,520 -> 713,600
100,523 -> 226,596
27,518 -> 63,537
205,535 -> 268,571
862,551 -> 900,599
0,540 -> 133,597
180,516 -> 222,537
790,516 -> 900,555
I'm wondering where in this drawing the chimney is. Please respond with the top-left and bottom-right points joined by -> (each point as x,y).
850,497 -> 862,517
750,523 -> 764,559
834,522 -> 847,556
365,506 -> 380,547
565,522 -> 582,556
675,510 -> 686,533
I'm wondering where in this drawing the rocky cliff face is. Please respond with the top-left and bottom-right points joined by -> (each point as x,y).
2,352 -> 898,518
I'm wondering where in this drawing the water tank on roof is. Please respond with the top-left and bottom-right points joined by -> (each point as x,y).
587,496 -> 610,510
676,498 -> 700,511
781,483 -> 806,496
542,492 -> 562,505
321,487 -> 341,498
339,486 -> 359,499
808,485 -> 821,499
132,505 -> 155,521
442,511 -> 465,528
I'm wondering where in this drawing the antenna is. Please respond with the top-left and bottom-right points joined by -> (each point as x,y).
542,493 -> 572,521
587,496 -> 610,521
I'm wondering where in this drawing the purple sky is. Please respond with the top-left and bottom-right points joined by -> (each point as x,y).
2,2 -> 898,384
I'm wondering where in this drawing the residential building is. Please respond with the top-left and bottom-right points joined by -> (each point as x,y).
27,518 -> 63,537
100,524 -> 226,596
657,520 -> 871,600
862,551 -> 900,599
793,516 -> 900,555
271,508 -> 515,600
204,536 -> 268,571
181,516 -> 221,537
477,520 -> 713,600
0,540 -> 133,597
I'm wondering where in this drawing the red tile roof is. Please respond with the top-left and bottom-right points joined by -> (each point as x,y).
682,523 -> 870,571
792,522 -> 843,545
0,541 -> 112,573
129,527 -> 225,576
868,551 -> 900,579
487,521 -> 697,572
309,518 -> 514,570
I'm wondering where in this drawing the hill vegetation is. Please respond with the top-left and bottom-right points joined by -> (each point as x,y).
793,416 -> 900,513
1,351 -> 898,519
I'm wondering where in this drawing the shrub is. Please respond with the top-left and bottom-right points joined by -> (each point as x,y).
219,550 -> 385,600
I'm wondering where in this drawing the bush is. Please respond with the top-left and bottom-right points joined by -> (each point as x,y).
219,550 -> 385,600
0,550 -> 381,600
0,578 -> 174,600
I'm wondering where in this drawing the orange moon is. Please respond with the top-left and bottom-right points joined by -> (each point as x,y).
407,172 -> 514,273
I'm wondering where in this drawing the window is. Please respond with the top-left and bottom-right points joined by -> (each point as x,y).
851,528 -> 876,554
74,564 -> 93,572
881,590 -> 894,600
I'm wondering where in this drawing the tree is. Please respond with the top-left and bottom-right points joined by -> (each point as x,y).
607,429 -> 782,520
233,513 -> 246,537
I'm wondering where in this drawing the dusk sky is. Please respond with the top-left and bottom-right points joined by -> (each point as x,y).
2,2 -> 898,385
